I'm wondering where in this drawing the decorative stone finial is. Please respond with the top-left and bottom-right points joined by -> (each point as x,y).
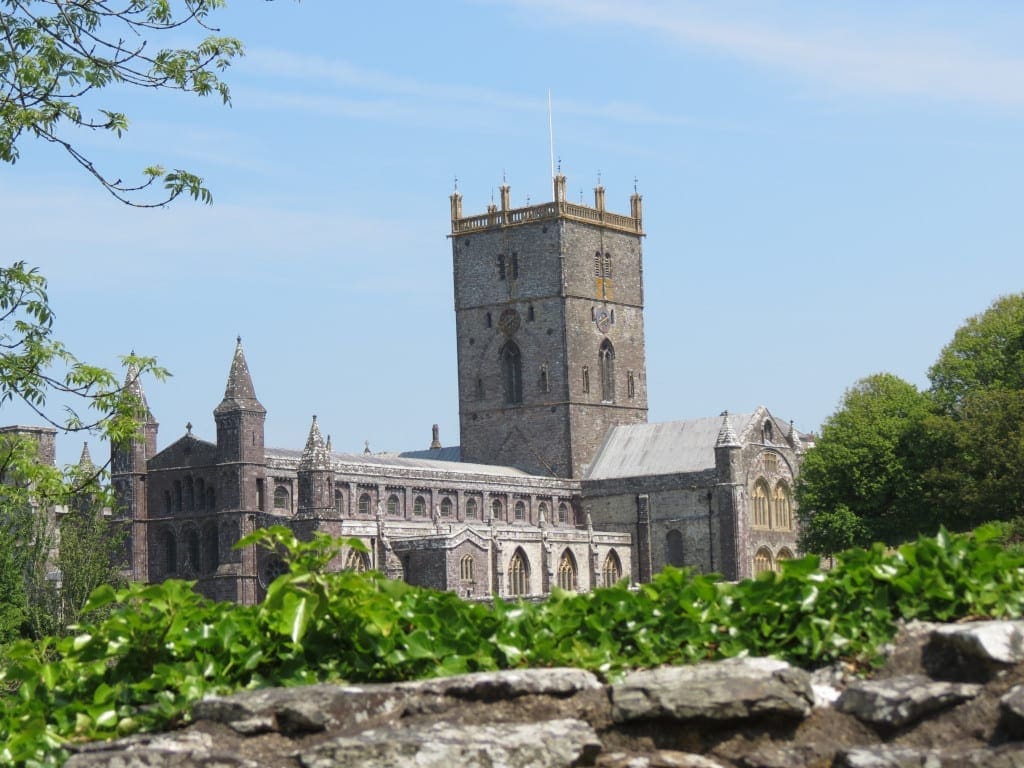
300,415 -> 331,471
186,421 -> 192,435
716,410 -> 741,448
78,441 -> 94,471
430,423 -> 442,450
215,336 -> 265,416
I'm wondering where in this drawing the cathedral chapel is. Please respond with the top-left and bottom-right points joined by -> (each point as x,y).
106,175 -> 810,604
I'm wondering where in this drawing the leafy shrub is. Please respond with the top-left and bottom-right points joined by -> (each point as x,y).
4,525 -> 1024,765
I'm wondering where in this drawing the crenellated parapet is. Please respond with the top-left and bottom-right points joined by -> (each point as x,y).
450,176 -> 643,237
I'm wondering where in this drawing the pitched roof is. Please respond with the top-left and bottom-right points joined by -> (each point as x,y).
585,412 -> 753,480
214,337 -> 266,415
265,445 -> 534,479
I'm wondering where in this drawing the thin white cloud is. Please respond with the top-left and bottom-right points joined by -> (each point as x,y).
0,182 -> 428,288
503,0 -> 1024,109
237,48 -> 692,127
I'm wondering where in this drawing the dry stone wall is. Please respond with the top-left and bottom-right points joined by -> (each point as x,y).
64,620 -> 1024,767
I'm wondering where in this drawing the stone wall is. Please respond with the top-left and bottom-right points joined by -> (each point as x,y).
64,619 -> 1024,767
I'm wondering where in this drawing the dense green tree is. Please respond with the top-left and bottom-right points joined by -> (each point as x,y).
928,294 -> 1024,413
799,293 -> 1024,554
796,373 -> 932,552
54,462 -> 128,632
920,294 -> 1024,528
1,0 -> 243,206
0,262 -> 165,640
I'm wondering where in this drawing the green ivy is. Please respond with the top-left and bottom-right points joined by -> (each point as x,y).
4,524 -> 1024,765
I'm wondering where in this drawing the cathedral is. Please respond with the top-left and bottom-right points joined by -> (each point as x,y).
105,175 -> 809,604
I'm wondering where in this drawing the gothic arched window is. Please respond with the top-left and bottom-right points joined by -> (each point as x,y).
514,500 -> 526,521
344,548 -> 370,572
440,497 -> 453,517
466,498 -> 478,519
460,554 -> 474,581
335,488 -> 344,514
203,522 -> 219,574
773,482 -> 793,530
163,528 -> 177,575
500,341 -> 523,404
508,549 -> 529,597
491,498 -> 503,520
414,496 -> 426,516
387,494 -> 399,516
599,339 -> 615,402
274,485 -> 290,511
184,476 -> 195,512
665,529 -> 684,568
602,550 -> 623,586
557,502 -> 569,524
358,492 -> 371,515
752,480 -> 770,528
185,528 -> 200,575
557,550 -> 578,591
754,547 -> 774,575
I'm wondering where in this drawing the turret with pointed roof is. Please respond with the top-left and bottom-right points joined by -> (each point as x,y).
213,337 -> 266,516
298,415 -> 334,518
109,360 -> 159,583
214,337 -> 266,464
78,441 -> 94,473
214,337 -> 266,417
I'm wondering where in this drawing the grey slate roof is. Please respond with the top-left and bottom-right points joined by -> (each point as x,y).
584,412 -> 753,481
265,446 -> 534,478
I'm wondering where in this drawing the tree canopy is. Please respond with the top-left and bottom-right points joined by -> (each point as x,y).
796,373 -> 931,552
1,0 -> 243,206
928,294 -> 1024,412
0,262 -> 165,640
798,293 -> 1024,553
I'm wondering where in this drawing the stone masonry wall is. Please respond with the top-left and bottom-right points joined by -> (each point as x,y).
65,619 -> 1024,768
452,206 -> 647,478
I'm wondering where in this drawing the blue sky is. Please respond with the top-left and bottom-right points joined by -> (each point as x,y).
3,1 -> 1024,467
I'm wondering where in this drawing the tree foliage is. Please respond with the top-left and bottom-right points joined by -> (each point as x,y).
1,0 -> 244,206
929,294 -> 1024,413
3,525 -> 1024,764
0,261 -> 165,640
799,294 -> 1024,553
796,373 -> 931,550
1,262 -> 166,445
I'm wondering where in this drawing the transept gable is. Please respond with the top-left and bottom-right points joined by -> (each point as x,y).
148,432 -> 217,470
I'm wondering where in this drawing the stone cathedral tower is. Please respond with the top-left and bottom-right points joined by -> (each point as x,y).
450,175 -> 648,478
110,362 -> 159,583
